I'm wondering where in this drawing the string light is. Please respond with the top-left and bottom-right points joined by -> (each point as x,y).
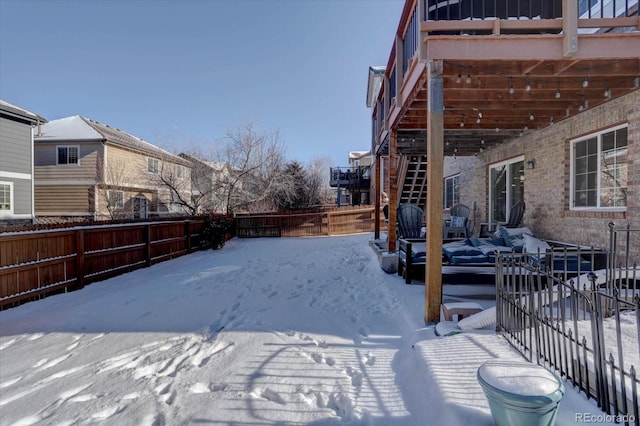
555,82 -> 561,99
465,73 -> 472,84
582,71 -> 589,88
509,77 -> 515,94
525,76 -> 531,92
604,87 -> 611,99
529,111 -> 535,121
456,72 -> 462,84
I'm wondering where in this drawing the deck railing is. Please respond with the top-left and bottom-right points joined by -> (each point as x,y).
421,0 -> 636,21
403,2 -> 420,76
496,225 -> 640,424
329,166 -> 372,189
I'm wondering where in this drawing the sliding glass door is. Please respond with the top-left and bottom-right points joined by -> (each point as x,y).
489,156 -> 524,225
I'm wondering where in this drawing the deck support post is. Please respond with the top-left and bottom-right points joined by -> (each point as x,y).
374,155 -> 382,240
425,60 -> 444,324
388,129 -> 398,253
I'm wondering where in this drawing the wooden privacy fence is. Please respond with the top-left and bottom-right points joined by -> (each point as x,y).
235,207 -> 377,238
0,218 -> 208,309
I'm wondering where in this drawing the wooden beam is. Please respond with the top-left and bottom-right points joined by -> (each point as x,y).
424,33 -> 640,61
425,60 -> 444,324
563,0 -> 578,56
388,129 -> 398,253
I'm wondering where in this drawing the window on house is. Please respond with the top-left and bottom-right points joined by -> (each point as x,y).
177,165 -> 185,179
489,157 -> 524,224
57,146 -> 79,165
108,190 -> 124,209
444,175 -> 460,209
148,157 -> 159,174
0,182 -> 12,213
571,125 -> 627,210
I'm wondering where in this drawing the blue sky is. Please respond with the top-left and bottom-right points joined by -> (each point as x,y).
0,0 -> 403,166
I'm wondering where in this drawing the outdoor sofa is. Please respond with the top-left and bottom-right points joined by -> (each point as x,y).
397,226 -> 606,284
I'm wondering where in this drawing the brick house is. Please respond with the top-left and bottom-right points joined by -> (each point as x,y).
367,0 -> 639,321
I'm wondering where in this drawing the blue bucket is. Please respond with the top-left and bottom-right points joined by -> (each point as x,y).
477,360 -> 565,426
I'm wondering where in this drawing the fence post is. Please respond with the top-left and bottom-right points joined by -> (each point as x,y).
326,211 -> 332,236
145,224 -> 152,266
76,229 -> 85,289
184,220 -> 191,253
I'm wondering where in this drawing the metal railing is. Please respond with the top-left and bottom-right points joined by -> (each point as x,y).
496,225 -> 639,424
329,166 -> 372,189
422,0 -> 637,21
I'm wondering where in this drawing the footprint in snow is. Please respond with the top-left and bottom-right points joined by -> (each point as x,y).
91,404 -> 126,420
188,382 -> 211,394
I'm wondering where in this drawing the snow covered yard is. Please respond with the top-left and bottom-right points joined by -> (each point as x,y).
0,233 -> 616,425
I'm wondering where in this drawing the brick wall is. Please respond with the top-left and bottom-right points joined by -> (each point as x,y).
453,90 -> 639,263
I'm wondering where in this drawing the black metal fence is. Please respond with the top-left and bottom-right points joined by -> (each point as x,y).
496,224 -> 639,425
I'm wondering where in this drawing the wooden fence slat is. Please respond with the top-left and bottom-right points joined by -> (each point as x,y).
0,216 -> 229,309
235,207 -> 375,238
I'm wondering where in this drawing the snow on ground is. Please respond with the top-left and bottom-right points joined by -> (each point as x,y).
0,233 -> 616,425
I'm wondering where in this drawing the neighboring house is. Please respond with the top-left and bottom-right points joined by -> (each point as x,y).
179,153 -> 232,214
367,0 -> 639,320
0,100 -> 47,227
329,151 -> 372,205
34,116 -> 192,222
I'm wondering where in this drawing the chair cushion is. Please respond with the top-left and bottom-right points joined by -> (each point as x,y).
449,216 -> 466,227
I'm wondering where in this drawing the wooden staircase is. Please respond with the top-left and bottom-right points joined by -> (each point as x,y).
397,155 -> 427,208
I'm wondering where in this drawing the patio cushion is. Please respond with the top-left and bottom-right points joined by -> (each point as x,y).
450,254 -> 490,265
499,226 -> 533,253
443,240 -> 483,258
470,238 -> 513,256
523,234 -> 551,254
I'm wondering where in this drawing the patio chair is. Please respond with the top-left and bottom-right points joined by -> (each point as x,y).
396,203 -> 424,239
504,201 -> 525,228
443,203 -> 470,239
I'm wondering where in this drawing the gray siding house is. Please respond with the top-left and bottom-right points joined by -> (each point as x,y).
0,100 -> 47,226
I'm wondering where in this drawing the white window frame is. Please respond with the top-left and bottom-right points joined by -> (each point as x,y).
489,155 -> 525,225
108,190 -> 124,209
148,157 -> 159,174
56,145 -> 80,165
0,181 -> 14,216
133,196 -> 148,219
569,124 -> 627,211
444,174 -> 460,209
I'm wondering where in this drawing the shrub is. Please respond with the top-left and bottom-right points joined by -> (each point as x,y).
200,217 -> 234,250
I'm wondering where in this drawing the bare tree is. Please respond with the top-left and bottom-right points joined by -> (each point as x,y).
154,154 -> 196,215
216,123 -> 289,214
174,152 -> 224,214
306,156 -> 333,206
